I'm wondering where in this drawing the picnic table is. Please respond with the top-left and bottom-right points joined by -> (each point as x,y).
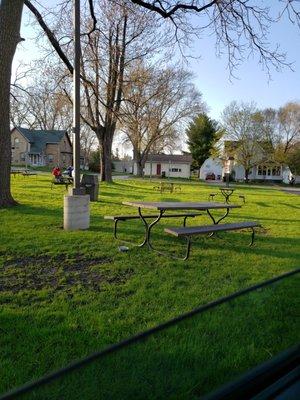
11,169 -> 27,177
51,176 -> 73,190
121,201 -> 241,250
219,187 -> 235,203
21,171 -> 37,177
153,181 -> 181,194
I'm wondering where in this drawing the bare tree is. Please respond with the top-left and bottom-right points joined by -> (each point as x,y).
257,103 -> 300,164
221,101 -> 267,181
26,0 -> 171,182
88,0 -> 300,75
121,62 -> 204,176
11,63 -> 97,165
80,125 -> 97,167
11,67 -> 73,131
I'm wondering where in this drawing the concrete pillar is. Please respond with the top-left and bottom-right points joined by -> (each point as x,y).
64,194 -> 90,230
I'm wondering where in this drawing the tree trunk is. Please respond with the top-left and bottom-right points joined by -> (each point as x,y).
0,0 -> 24,207
99,133 -> 113,182
136,161 -> 143,177
245,168 -> 249,182
133,149 -> 145,177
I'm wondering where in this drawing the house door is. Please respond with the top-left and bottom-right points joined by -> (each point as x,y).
156,164 -> 161,175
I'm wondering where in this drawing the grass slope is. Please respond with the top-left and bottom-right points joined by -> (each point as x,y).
0,175 -> 299,398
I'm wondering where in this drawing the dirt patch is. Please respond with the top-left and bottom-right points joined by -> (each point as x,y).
0,254 -> 134,293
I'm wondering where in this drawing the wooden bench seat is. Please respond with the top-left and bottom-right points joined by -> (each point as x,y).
22,171 -> 37,177
165,221 -> 260,260
105,212 -> 202,241
104,212 -> 201,221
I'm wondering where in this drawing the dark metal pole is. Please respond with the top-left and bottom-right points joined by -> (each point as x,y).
226,172 -> 229,187
72,0 -> 81,194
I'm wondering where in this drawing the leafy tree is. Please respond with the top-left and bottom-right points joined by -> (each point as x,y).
186,114 -> 220,170
287,143 -> 300,175
278,102 -> 300,154
221,102 -> 268,182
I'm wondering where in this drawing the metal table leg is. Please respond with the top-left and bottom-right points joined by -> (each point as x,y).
249,227 -> 255,246
138,208 -> 164,249
206,208 -> 230,237
206,207 -> 229,225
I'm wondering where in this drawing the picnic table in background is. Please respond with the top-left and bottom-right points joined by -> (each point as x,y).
21,170 -> 37,177
153,181 -> 181,194
219,187 -> 235,203
51,176 -> 73,190
11,169 -> 37,178
10,169 -> 23,177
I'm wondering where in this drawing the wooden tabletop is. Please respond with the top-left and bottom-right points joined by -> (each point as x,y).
122,201 -> 241,210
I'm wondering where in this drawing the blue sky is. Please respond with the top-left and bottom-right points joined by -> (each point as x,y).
14,1 -> 300,125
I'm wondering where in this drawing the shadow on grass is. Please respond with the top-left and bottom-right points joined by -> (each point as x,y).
100,191 -> 143,200
255,202 -> 272,207
0,274 -> 298,399
277,202 -> 300,210
106,181 -> 157,194
231,213 -> 299,224
8,204 -> 62,218
151,231 -> 300,263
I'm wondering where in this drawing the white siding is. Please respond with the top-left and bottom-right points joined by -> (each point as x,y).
199,158 -> 222,180
134,161 -> 191,178
113,160 -> 133,173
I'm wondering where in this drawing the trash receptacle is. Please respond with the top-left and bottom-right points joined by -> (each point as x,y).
161,171 -> 166,178
81,174 -> 99,201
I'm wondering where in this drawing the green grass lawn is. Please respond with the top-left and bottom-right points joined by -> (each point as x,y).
0,175 -> 299,398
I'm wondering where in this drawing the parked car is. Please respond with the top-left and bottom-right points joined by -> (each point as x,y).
205,173 -> 215,180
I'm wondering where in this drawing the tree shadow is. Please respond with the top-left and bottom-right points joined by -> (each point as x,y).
277,202 -> 300,210
8,203 -> 62,218
255,202 -> 271,207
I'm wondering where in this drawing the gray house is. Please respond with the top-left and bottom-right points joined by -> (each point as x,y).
11,127 -> 73,167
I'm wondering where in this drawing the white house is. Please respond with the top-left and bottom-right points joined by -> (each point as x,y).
199,138 -> 295,183
199,157 -> 223,181
133,154 -> 193,179
112,160 -> 134,173
200,157 -> 292,182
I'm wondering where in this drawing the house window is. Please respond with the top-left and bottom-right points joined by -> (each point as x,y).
169,168 -> 182,172
272,166 -> 281,176
258,165 -> 281,177
257,165 -> 267,175
48,154 -> 54,162
20,153 -> 26,161
14,138 -> 20,148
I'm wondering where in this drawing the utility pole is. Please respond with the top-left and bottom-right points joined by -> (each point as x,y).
72,0 -> 82,194
63,0 -> 90,230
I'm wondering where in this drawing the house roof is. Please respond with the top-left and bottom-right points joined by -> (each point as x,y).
14,127 -> 69,154
143,154 -> 193,164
